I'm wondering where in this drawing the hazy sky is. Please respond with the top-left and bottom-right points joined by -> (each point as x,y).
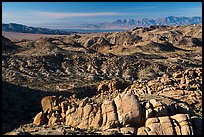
2,2 -> 202,26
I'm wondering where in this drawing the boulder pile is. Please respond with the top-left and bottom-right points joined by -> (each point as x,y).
33,93 -> 198,135
125,67 -> 202,96
32,68 -> 202,135
137,114 -> 194,135
33,92 -> 142,130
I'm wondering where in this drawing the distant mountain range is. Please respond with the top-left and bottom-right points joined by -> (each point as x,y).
81,16 -> 202,30
42,16 -> 202,30
2,16 -> 202,34
2,23 -> 74,35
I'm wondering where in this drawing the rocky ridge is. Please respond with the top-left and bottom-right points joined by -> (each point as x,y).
2,23 -> 73,35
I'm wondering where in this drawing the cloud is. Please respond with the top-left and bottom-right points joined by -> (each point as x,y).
29,11 -> 125,19
2,10 -> 132,25
130,7 -> 157,10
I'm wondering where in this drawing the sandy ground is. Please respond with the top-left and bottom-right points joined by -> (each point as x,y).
2,31 -> 68,41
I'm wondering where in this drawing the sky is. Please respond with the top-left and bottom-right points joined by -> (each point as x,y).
2,2 -> 202,27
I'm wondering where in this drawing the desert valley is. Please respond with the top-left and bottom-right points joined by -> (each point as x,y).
2,23 -> 202,135
2,1 -> 202,135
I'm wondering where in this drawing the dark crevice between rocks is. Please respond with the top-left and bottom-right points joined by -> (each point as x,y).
112,100 -> 121,128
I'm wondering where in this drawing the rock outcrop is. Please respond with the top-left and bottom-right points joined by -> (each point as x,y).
137,114 -> 194,135
144,99 -> 169,119
32,93 -> 197,135
114,92 -> 142,127
31,67 -> 201,135
33,92 -> 143,130
33,112 -> 46,125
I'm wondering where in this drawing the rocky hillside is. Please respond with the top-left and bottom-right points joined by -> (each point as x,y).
2,24 -> 202,135
2,23 -> 74,35
2,36 -> 21,54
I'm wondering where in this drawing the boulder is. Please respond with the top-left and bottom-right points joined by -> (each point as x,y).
137,127 -> 150,135
145,99 -> 169,119
79,97 -> 88,107
114,92 -> 142,127
146,116 -> 174,135
137,114 -> 194,135
48,116 -> 58,126
108,79 -> 130,92
171,114 -> 194,135
41,96 -> 57,113
33,112 -> 46,125
101,100 -> 119,129
78,104 -> 93,129
120,127 -> 137,134
89,104 -> 103,129
65,106 -> 83,127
